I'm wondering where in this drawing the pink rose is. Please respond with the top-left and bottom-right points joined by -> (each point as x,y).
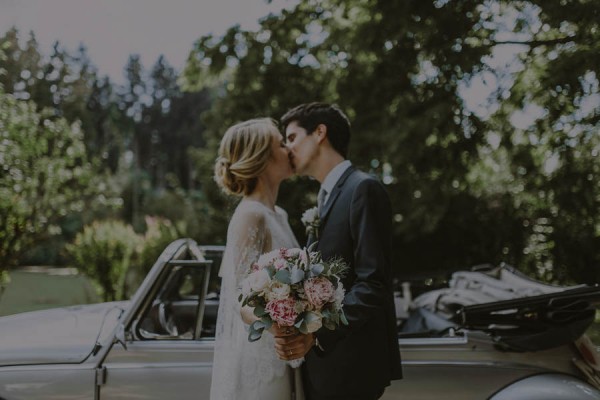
303,277 -> 335,308
265,297 -> 298,327
273,258 -> 286,270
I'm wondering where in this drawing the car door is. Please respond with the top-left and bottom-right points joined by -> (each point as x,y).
97,240 -> 219,400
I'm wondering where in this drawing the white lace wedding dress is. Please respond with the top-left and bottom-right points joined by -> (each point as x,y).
210,199 -> 304,400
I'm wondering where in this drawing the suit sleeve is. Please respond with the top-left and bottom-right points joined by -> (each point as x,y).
316,177 -> 393,350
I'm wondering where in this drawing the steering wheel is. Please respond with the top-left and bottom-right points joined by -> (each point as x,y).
158,301 -> 179,337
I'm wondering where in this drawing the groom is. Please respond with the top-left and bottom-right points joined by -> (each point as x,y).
277,103 -> 402,400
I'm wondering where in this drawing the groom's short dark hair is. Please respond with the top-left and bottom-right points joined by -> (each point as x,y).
280,102 -> 351,158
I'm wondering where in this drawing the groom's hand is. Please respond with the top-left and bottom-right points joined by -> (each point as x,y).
274,333 -> 315,360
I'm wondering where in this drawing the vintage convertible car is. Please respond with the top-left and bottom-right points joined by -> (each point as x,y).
1,238 -> 600,399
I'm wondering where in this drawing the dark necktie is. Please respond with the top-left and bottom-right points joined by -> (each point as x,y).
317,187 -> 327,216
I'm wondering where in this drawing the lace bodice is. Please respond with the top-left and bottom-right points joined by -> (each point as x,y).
210,199 -> 299,400
218,200 -> 299,280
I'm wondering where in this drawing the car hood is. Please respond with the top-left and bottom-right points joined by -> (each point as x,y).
0,302 -> 127,366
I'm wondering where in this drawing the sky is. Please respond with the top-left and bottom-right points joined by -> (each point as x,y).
0,0 -> 294,83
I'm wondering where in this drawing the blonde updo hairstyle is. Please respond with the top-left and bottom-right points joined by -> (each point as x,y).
214,118 -> 279,196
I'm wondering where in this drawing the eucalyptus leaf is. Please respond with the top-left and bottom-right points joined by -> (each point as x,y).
248,328 -> 264,342
290,267 -> 305,284
340,311 -> 349,326
248,321 -> 265,342
274,269 -> 291,284
261,316 -> 273,331
311,263 -> 324,277
253,305 -> 267,317
252,320 -> 267,330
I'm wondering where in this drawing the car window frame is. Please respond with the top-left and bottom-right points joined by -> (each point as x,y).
127,241 -> 213,341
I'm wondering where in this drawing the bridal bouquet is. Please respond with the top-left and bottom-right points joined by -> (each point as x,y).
239,245 -> 349,352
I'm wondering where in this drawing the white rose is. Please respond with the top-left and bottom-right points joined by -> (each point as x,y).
301,207 -> 319,225
247,269 -> 271,292
256,249 -> 281,268
241,278 -> 252,297
267,281 -> 291,301
304,311 -> 323,333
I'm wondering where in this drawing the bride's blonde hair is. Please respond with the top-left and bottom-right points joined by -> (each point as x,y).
214,118 -> 279,196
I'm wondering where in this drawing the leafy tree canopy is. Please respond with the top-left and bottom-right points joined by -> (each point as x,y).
183,0 -> 599,284
0,87 -> 120,272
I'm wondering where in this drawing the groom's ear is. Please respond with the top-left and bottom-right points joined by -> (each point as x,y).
315,124 -> 327,144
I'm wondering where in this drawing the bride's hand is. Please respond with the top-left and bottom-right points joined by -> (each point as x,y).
269,324 -> 297,338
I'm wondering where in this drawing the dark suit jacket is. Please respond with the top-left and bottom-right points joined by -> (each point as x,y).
303,166 -> 402,399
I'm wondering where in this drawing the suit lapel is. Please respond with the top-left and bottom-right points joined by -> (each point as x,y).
319,165 -> 355,227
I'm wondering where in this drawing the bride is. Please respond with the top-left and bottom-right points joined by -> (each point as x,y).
210,118 -> 305,400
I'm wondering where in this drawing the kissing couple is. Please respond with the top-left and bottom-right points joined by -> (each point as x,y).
209,103 -> 402,400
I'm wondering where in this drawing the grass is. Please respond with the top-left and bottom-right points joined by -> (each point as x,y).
0,267 -> 100,317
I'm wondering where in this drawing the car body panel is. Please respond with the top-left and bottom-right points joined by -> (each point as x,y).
490,373 -> 600,400
384,332 -> 588,399
0,365 -> 95,400
0,303 -> 122,366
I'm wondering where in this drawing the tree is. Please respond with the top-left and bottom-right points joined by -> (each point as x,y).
0,87 -> 118,273
0,29 -> 132,266
473,0 -> 600,283
116,54 -> 213,233
182,0 -> 599,283
182,0 -> 495,273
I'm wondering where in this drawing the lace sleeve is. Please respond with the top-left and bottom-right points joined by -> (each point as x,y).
220,208 -> 272,285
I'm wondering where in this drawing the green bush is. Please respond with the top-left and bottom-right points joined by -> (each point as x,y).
123,216 -> 181,295
66,220 -> 142,301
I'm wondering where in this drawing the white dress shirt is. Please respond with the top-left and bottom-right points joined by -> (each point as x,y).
320,160 -> 352,206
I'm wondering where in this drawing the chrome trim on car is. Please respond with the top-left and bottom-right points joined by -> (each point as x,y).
399,336 -> 469,346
